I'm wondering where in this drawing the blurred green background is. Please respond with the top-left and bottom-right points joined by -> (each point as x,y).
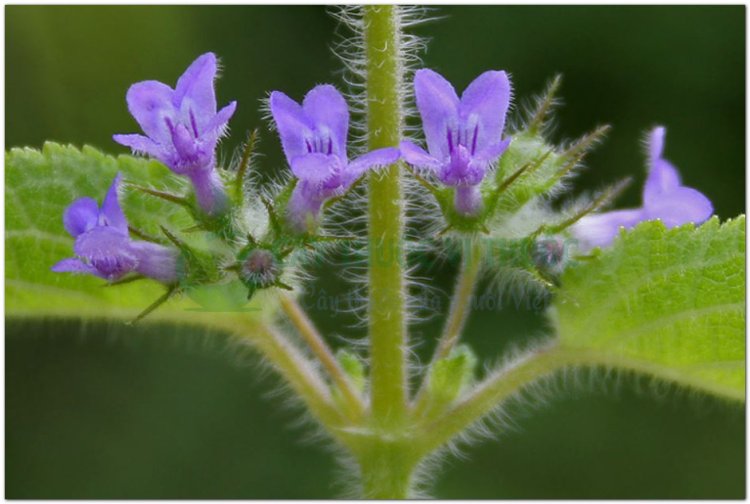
6,5 -> 745,498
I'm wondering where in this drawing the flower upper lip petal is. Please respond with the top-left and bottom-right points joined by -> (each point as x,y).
302,85 -> 350,162
643,158 -> 682,203
173,52 -> 218,122
99,173 -> 129,234
414,69 -> 460,160
458,70 -> 511,157
63,197 -> 99,238
125,80 -> 176,146
648,126 -> 666,165
270,90 -> 316,165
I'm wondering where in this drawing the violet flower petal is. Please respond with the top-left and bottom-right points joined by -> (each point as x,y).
572,126 -> 714,252
112,134 -> 164,159
414,69 -> 460,159
269,91 -> 314,165
286,182 -> 324,233
644,186 -> 714,228
572,209 -> 644,250
643,159 -> 682,205
131,241 -> 179,284
189,168 -> 227,216
347,147 -> 401,180
474,137 -> 512,165
99,173 -> 129,234
73,226 -> 139,281
125,80 -> 175,145
399,140 -> 441,172
642,126 -> 712,223
290,153 -> 338,184
174,52 -> 217,123
302,85 -> 350,160
648,126 -> 666,165
63,197 -> 99,237
51,257 -> 101,276
203,101 -> 237,139
55,175 -> 180,283
459,70 -> 511,155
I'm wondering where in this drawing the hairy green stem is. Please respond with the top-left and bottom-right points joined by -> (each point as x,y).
434,241 -> 484,359
358,441 -> 420,499
413,241 -> 484,410
364,5 -> 407,427
416,344 -> 600,455
230,318 -> 344,433
358,5 -> 416,498
280,294 -> 365,419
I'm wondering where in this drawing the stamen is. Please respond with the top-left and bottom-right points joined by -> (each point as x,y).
471,124 -> 479,155
164,117 -> 175,134
189,109 -> 199,138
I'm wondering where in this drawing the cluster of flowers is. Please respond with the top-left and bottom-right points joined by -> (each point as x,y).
53,53 -> 713,292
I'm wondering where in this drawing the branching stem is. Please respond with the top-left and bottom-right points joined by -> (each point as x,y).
280,294 -> 365,419
416,345 -> 617,456
436,241 -> 484,360
232,318 -> 344,431
412,240 -> 484,412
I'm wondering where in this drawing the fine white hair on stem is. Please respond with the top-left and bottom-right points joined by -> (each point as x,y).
328,6 -> 457,365
329,5 -> 432,149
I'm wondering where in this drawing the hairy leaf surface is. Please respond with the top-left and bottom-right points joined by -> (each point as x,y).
552,217 -> 745,400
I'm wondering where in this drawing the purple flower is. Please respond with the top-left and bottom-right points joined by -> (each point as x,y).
572,127 -> 714,251
113,53 -> 237,215
52,174 -> 178,284
269,85 -> 400,232
400,69 -> 512,216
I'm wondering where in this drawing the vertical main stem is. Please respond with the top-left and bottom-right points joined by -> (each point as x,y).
359,443 -> 418,499
364,5 -> 407,427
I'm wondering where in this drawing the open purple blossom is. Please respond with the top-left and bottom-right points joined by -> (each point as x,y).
400,69 -> 512,216
113,53 -> 236,215
269,85 -> 400,232
52,174 -> 179,284
572,126 -> 714,251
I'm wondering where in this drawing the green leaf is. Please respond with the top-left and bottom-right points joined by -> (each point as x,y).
336,349 -> 366,393
6,142 -> 275,325
552,216 -> 745,400
427,344 -> 477,406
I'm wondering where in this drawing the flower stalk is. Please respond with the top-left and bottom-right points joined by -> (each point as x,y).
240,320 -> 344,431
413,239 -> 484,412
279,294 -> 365,419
